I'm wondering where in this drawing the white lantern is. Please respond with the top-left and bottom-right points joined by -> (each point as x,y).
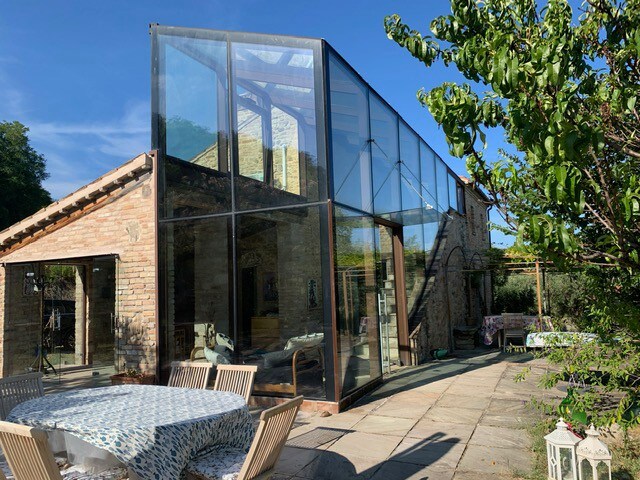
576,424 -> 612,480
544,418 -> 581,480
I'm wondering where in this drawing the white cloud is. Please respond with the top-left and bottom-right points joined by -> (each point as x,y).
26,101 -> 151,200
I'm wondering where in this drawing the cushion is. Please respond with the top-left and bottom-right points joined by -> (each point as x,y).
204,346 -> 231,365
263,348 -> 295,369
284,333 -> 324,351
186,445 -> 247,480
60,465 -> 129,480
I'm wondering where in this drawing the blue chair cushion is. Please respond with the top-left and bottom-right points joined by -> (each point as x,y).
185,445 -> 247,480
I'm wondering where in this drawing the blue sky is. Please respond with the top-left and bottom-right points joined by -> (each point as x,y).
0,0 -> 514,246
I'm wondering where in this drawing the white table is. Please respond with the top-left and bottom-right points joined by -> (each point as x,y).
7,385 -> 254,480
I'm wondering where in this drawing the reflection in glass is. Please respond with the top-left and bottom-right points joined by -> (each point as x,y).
233,42 -> 320,210
236,206 -> 326,400
334,207 -> 382,396
376,224 -> 399,370
328,55 -> 372,212
435,158 -> 450,212
159,34 -> 230,217
399,122 -> 422,215
448,174 -> 459,212
370,95 -> 401,217
160,216 -> 232,374
560,447 -> 574,480
420,141 -> 438,211
403,224 -> 426,316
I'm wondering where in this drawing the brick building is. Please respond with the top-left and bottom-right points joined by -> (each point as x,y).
0,27 -> 492,412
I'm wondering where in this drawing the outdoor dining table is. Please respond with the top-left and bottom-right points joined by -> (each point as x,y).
6,384 -> 254,480
480,315 -> 542,345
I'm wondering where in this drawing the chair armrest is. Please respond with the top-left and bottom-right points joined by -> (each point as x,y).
190,347 -> 205,362
291,345 -> 324,395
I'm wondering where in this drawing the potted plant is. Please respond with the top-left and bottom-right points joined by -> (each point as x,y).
110,367 -> 155,386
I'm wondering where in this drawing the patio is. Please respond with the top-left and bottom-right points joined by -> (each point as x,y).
275,349 -> 564,479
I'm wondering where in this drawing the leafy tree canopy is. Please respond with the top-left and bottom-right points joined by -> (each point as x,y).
384,0 -> 640,271
0,121 -> 52,231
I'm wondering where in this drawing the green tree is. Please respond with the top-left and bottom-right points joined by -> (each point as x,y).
384,0 -> 640,427
0,121 -> 52,230
384,0 -> 640,269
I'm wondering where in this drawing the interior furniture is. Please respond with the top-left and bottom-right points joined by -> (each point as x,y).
168,361 -> 213,389
185,395 -> 303,480
0,421 -> 127,480
250,316 -> 280,349
0,372 -> 44,420
213,365 -> 257,403
6,385 -> 254,480
480,315 -> 541,346
502,313 -> 526,352
251,345 -> 324,397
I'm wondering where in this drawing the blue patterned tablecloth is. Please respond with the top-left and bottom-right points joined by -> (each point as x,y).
6,385 -> 254,480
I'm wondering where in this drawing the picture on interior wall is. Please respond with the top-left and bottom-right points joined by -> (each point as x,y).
263,272 -> 278,301
307,279 -> 318,309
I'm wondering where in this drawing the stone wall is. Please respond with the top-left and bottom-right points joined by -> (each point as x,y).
0,172 -> 157,376
411,184 -> 492,360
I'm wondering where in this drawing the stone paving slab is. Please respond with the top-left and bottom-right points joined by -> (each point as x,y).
370,461 -> 455,480
327,431 -> 403,460
390,437 -> 466,470
469,425 -> 532,449
456,444 -> 532,475
406,420 -> 475,443
422,405 -> 485,424
352,414 -> 418,437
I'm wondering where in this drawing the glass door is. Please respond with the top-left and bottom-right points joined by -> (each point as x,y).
375,224 -> 402,373
88,258 -> 117,373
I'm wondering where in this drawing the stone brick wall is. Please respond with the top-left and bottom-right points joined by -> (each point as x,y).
0,172 -> 157,376
411,184 -> 492,360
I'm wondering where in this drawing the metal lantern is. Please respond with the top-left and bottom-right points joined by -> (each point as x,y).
544,418 -> 581,480
576,424 -> 612,480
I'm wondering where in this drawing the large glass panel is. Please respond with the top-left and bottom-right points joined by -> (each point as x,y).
370,95 -> 401,217
435,158 -> 450,212
236,206 -> 326,400
159,34 -> 231,218
159,216 -> 232,379
328,55 -> 372,212
399,122 -> 422,216
233,42 -> 321,210
403,223 -> 426,320
420,141 -> 438,212
334,207 -> 381,396
448,174 -> 459,212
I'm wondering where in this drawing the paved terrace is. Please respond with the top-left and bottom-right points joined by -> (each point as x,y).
275,350 -> 564,480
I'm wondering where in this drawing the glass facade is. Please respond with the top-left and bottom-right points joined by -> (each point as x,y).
152,26 -> 466,404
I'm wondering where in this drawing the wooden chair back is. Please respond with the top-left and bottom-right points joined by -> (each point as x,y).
0,373 -> 44,420
0,421 -> 61,480
213,365 -> 258,403
238,396 -> 303,480
502,313 -> 524,330
168,361 -> 213,389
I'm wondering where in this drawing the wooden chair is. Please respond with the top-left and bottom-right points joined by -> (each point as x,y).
0,421 -> 127,480
502,313 -> 526,352
213,365 -> 258,403
168,361 -> 213,389
0,373 -> 44,420
185,396 -> 303,480
0,420 -> 62,479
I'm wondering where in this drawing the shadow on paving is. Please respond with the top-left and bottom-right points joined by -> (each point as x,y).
282,429 -> 459,479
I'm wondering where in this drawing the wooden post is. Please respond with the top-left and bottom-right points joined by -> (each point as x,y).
535,259 -> 543,324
